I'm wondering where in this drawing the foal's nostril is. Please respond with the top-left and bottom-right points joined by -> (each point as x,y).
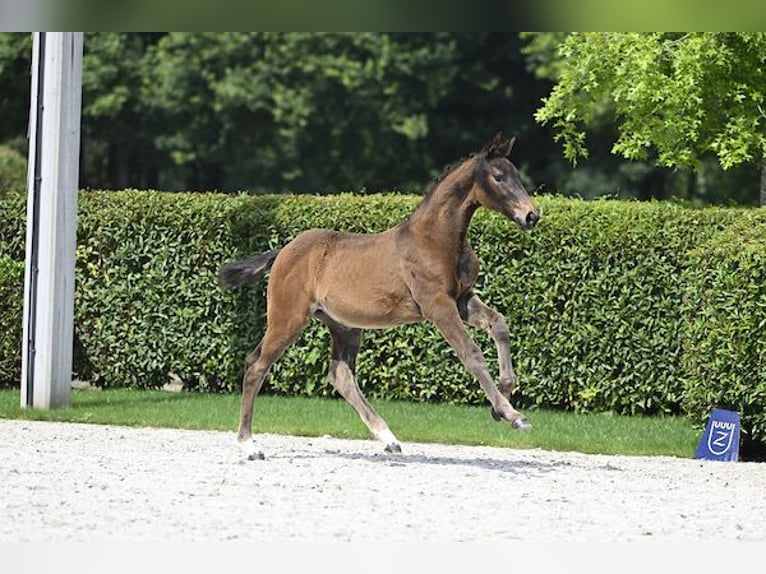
526,211 -> 540,228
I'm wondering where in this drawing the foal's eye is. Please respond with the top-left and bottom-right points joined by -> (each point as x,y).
493,173 -> 506,183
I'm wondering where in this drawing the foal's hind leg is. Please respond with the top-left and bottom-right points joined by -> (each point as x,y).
321,317 -> 402,454
458,292 -> 518,421
238,316 -> 310,460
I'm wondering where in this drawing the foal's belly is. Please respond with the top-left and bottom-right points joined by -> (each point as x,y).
315,289 -> 423,330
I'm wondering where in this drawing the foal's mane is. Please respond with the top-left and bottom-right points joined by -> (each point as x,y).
421,152 -> 481,199
400,152 -> 483,227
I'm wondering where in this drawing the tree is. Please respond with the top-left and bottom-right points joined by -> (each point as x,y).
5,32 -> 759,204
143,32 -> 468,192
142,32 -> 554,194
0,33 -> 32,154
81,32 -> 164,189
3,32 -> 560,195
534,33 -> 766,205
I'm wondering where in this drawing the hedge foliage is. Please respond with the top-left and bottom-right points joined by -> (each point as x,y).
483,199 -> 742,415
681,210 -> 766,444
0,191 -> 764,447
0,255 -> 23,387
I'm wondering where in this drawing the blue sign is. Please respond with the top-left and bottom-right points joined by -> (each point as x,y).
694,408 -> 741,462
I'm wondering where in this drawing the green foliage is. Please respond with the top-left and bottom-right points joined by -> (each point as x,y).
1,32 -> 762,205
72,190 -> 268,389
0,33 -> 32,151
0,256 -> 23,387
0,191 -> 27,259
141,32 -> 539,194
519,32 -> 570,81
146,33 -> 436,190
0,145 -> 27,197
9,32 -> 551,194
536,33 -> 766,173
80,33 -> 162,189
1,191 -> 763,449
471,198 -> 742,415
681,210 -> 766,445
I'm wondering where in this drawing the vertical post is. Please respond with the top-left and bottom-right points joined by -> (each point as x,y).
21,32 -> 84,409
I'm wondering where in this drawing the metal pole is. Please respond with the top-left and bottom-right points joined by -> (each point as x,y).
21,32 -> 83,409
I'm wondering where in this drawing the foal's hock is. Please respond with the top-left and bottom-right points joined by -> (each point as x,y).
220,133 -> 540,460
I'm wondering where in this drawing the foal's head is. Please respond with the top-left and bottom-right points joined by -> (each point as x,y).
472,133 -> 540,230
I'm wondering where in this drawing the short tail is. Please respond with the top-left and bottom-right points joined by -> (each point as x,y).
218,249 -> 281,288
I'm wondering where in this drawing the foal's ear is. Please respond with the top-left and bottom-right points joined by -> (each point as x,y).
498,136 -> 516,158
485,132 -> 504,156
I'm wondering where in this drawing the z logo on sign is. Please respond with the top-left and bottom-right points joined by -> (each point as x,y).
708,420 -> 736,456
695,408 -> 740,462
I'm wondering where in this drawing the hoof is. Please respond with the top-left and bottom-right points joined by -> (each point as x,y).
512,417 -> 532,431
239,439 -> 265,461
384,443 -> 402,454
490,407 -> 503,422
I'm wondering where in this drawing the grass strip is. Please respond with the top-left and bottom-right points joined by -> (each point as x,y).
0,388 -> 700,458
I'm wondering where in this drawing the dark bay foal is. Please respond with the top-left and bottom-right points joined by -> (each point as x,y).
220,133 -> 540,460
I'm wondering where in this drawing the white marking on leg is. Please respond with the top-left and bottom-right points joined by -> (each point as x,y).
376,428 -> 399,447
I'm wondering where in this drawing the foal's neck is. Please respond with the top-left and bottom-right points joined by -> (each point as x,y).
406,157 -> 479,247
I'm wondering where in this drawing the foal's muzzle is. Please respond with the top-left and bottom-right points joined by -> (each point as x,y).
509,201 -> 540,231
525,211 -> 540,229
515,208 -> 539,230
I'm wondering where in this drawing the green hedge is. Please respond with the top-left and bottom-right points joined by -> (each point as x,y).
0,186 -> 26,257
681,210 -> 766,445
1,190 -> 764,449
484,199 -> 742,415
0,255 -> 24,387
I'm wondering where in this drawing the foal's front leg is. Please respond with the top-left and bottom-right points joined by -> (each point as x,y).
424,294 -> 530,430
458,292 -> 518,420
